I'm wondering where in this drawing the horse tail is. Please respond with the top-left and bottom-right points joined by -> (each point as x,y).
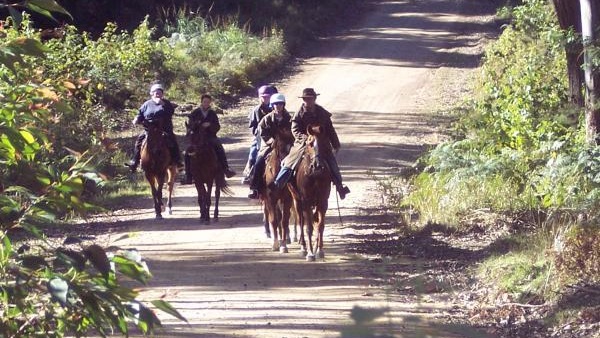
216,172 -> 233,196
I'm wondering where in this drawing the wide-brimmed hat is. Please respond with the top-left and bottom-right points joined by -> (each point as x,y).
299,88 -> 319,98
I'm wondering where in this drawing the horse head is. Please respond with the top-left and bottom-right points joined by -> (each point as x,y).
273,126 -> 294,156
143,118 -> 168,153
186,120 -> 209,148
305,124 -> 332,174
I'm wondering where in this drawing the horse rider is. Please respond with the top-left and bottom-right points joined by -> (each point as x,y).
271,88 -> 351,200
182,94 -> 236,184
242,85 -> 278,184
247,93 -> 292,199
125,83 -> 183,172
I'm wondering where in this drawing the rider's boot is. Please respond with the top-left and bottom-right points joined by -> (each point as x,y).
327,156 -> 350,200
215,141 -> 236,178
124,133 -> 144,172
248,155 -> 265,199
270,166 -> 293,190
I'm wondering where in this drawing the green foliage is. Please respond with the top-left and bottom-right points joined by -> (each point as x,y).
397,0 -> 600,307
161,12 -> 288,103
41,18 -> 170,134
403,0 -> 593,226
0,4 -> 185,336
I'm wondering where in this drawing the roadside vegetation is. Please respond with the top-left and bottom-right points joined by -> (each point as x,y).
0,0 -> 364,336
394,0 -> 600,333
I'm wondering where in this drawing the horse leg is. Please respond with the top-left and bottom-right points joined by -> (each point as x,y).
295,201 -> 307,257
213,182 -> 220,222
292,205 -> 299,243
157,175 -> 165,214
304,208 -> 316,261
280,200 -> 290,253
147,174 -> 162,219
205,182 -> 212,223
262,203 -> 271,238
266,202 -> 280,252
315,207 -> 327,259
195,182 -> 207,222
166,166 -> 176,215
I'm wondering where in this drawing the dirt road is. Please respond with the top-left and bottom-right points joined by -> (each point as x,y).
99,1 -> 501,337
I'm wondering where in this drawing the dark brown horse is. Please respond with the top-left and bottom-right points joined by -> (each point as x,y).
261,127 -> 295,252
186,121 -> 232,223
140,119 -> 177,219
289,124 -> 333,261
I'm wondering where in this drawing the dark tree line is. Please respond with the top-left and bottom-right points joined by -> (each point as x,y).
5,0 -> 363,50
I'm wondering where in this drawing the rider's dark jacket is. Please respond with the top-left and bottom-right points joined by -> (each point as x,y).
282,103 -> 340,169
248,103 -> 272,136
136,99 -> 175,133
188,107 -> 220,139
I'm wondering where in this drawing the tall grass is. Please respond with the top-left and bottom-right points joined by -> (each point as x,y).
159,10 -> 288,104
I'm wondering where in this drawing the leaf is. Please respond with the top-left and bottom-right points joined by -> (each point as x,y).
37,87 -> 58,101
28,0 -> 72,19
19,129 -> 36,144
112,256 -> 150,285
24,3 -> 56,22
10,37 -> 49,57
47,277 -> 69,306
84,244 -> 111,279
138,303 -> 161,333
62,81 -> 76,90
55,248 -> 86,271
151,300 -> 188,322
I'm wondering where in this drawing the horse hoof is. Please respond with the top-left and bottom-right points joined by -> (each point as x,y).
300,250 -> 308,258
280,246 -> 289,254
155,214 -> 163,220
272,244 -> 280,252
316,250 -> 325,259
167,208 -> 172,215
306,254 -> 316,262
265,232 -> 271,239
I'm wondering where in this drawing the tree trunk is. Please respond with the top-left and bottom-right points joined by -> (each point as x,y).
553,0 -> 585,106
580,0 -> 600,144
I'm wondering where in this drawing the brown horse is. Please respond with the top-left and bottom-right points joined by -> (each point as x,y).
186,121 -> 232,223
261,127 -> 295,253
288,124 -> 333,261
140,119 -> 177,219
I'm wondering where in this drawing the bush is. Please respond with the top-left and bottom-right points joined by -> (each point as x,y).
402,0 -> 589,226
0,12 -> 184,336
555,222 -> 600,284
160,12 -> 288,103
